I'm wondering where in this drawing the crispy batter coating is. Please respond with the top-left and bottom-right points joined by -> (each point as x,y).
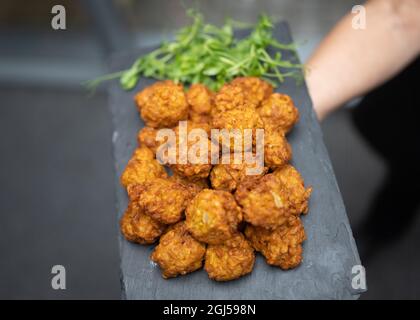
120,147 -> 168,188
263,129 -> 292,167
134,80 -> 174,109
137,127 -> 160,154
259,93 -> 299,133
151,221 -> 206,278
169,173 -> 209,199
120,202 -> 166,244
131,146 -> 155,160
189,111 -> 212,126
187,83 -> 214,128
205,233 -> 255,281
210,152 -> 268,192
235,174 -> 296,229
231,77 -> 273,107
187,83 -> 214,115
212,105 -> 264,132
273,165 -> 312,215
186,189 -> 242,244
130,178 -> 190,224
184,119 -> 212,136
137,80 -> 189,128
213,84 -> 250,113
245,216 -> 306,269
212,105 -> 264,152
169,121 -> 214,180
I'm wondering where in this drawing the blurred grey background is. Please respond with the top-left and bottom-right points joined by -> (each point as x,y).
0,0 -> 419,299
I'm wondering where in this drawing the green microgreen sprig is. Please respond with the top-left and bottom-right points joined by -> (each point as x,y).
85,10 -> 302,92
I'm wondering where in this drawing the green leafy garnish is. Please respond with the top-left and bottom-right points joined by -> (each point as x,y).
86,10 -> 302,91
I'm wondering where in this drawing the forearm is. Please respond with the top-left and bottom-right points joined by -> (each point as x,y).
306,0 -> 420,120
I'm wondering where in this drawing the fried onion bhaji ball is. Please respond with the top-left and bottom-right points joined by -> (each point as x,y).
273,165 -> 312,215
135,80 -> 189,128
231,77 -> 273,107
258,93 -> 299,133
212,105 -> 264,152
120,147 -> 168,188
187,83 -> 214,121
169,121 -> 214,180
213,84 -> 251,113
205,233 -> 255,281
186,189 -> 242,244
120,202 -> 166,244
151,221 -> 206,279
245,216 -> 306,269
210,152 -> 268,192
134,80 -> 173,109
263,129 -> 292,168
235,174 -> 296,229
129,178 -> 190,224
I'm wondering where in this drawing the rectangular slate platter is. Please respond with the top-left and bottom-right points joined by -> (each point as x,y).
108,22 -> 364,300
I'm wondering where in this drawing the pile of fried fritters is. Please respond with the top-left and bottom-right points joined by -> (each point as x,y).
120,77 -> 312,281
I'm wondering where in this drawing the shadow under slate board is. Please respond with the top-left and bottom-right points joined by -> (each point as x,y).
107,22 -> 364,300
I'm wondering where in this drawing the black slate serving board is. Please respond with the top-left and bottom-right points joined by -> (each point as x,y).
108,22 -> 364,299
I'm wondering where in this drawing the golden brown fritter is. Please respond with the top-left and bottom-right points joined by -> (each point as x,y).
273,165 -> 312,215
169,121 -> 214,180
210,152 -> 268,192
263,129 -> 292,168
212,105 -> 264,152
205,233 -> 255,281
169,173 -> 209,199
245,216 -> 306,269
187,83 -> 214,128
235,174 -> 296,229
137,127 -> 160,154
120,147 -> 168,188
213,84 -> 250,113
258,93 -> 299,133
186,189 -> 242,244
231,77 -> 273,107
134,80 -> 174,109
151,221 -> 206,278
212,105 -> 264,132
169,155 -> 212,180
120,202 -> 166,244
130,178 -> 190,224
187,83 -> 214,115
137,80 -> 189,128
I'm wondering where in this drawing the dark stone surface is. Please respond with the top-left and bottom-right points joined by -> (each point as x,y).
108,22 -> 363,299
0,85 -> 121,299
